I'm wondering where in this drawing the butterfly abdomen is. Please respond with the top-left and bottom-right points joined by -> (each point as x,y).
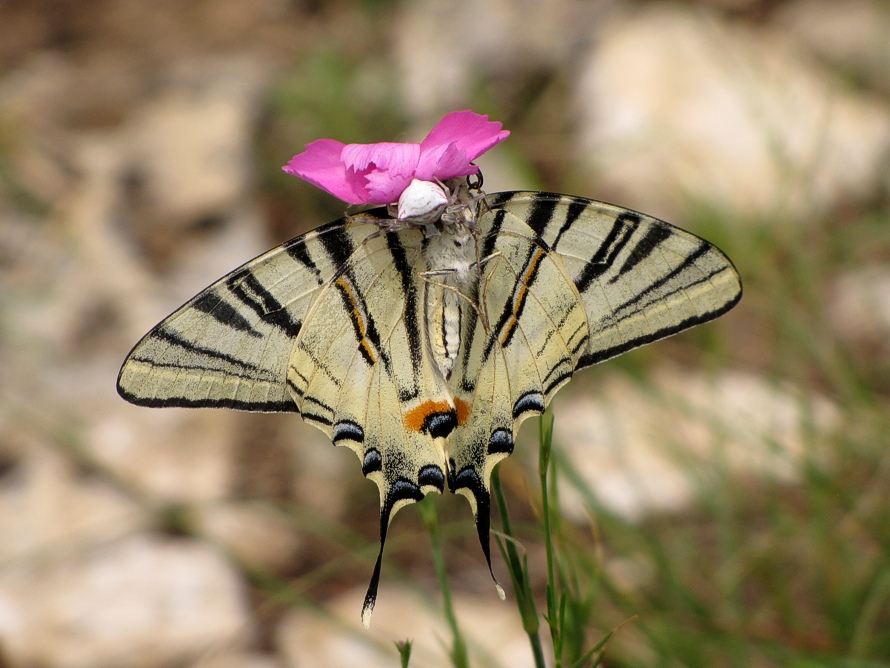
421,227 -> 480,381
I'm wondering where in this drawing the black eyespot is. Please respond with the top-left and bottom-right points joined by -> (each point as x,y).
362,448 -> 382,476
333,420 -> 364,444
488,428 -> 514,455
512,391 -> 545,419
422,410 -> 458,439
418,465 -> 445,492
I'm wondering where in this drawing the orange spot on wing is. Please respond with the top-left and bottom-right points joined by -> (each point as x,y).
403,400 -> 452,433
454,397 -> 471,425
336,275 -> 377,363
499,248 -> 545,346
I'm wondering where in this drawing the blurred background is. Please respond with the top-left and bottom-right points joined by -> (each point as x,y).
1,0 -> 889,666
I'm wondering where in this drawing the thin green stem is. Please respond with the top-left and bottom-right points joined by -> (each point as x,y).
491,468 -> 547,668
418,496 -> 469,668
539,409 -> 562,664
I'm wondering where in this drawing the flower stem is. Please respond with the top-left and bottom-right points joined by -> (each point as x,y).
491,467 -> 547,668
539,408 -> 563,664
418,496 -> 469,668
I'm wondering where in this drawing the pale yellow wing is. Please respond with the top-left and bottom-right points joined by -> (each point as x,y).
117,218 -> 360,412
448,191 -> 742,583
118,213 -> 462,628
118,190 -> 742,626
282,225 -> 456,627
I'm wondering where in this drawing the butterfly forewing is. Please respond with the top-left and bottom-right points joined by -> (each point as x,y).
487,192 -> 742,369
115,219 -> 364,412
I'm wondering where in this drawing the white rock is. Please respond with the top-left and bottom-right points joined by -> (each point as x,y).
574,5 -> 890,224
777,0 -> 890,94
190,500 -> 302,572
0,535 -> 251,668
395,0 -> 600,119
277,585 -> 536,668
0,446 -> 148,564
549,368 -> 839,521
125,55 -> 271,225
394,0 -> 588,117
826,265 -> 890,345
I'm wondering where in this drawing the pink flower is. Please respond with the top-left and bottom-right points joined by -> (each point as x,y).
282,110 -> 509,205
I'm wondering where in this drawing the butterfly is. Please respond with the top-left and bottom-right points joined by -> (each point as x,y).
117,188 -> 742,626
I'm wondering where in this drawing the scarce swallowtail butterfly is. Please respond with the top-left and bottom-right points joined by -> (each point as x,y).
117,111 -> 742,627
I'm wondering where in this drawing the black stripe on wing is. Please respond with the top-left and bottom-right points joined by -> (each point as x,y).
320,227 -> 391,372
578,292 -> 741,368
486,245 -> 548,357
610,223 -> 673,283
458,207 -> 510,394
387,233 -> 422,402
116,391 -> 296,412
226,270 -> 302,338
574,213 -> 640,292
192,292 -> 263,337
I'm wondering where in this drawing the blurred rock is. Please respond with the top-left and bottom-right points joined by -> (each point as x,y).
395,0 -> 601,120
191,500 -> 302,572
277,585 -> 535,668
27,70 -> 276,503
777,0 -> 890,94
192,651 -> 283,668
826,264 -> 890,349
124,55 -> 271,229
0,443 -> 148,564
574,4 -> 890,224
551,367 -> 840,521
0,534 -> 251,668
88,407 -> 241,503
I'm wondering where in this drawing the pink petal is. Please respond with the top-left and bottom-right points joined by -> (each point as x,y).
414,142 -> 478,182
420,110 -> 510,167
341,142 -> 420,179
283,111 -> 509,205
282,139 -> 366,204
361,168 -> 414,205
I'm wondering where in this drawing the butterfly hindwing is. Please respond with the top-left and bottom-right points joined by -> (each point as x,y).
447,204 -> 590,578
281,224 -> 456,626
